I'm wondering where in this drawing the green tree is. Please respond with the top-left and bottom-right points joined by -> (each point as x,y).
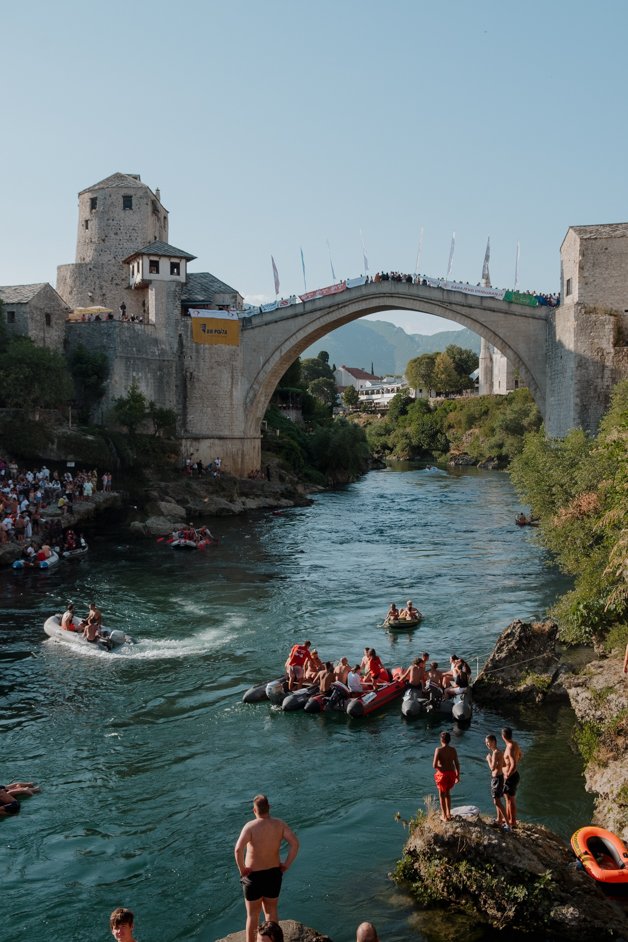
387,391 -> 413,422
308,376 -> 337,408
68,343 -> 110,421
0,336 -> 73,411
148,403 -> 177,437
509,381 -> 628,643
445,344 -> 479,389
301,356 -> 335,385
343,385 -> 359,408
112,382 -> 148,435
308,418 -> 370,483
406,353 -> 436,392
432,352 -> 460,394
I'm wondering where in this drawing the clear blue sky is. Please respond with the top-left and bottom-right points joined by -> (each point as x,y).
3,0 -> 627,333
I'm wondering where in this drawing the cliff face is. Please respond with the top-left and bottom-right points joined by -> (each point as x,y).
473,618 -> 628,841
563,651 -> 628,840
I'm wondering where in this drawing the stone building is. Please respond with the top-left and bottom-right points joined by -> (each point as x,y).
546,223 -> 628,436
478,338 -> 519,396
0,282 -> 69,352
57,173 -> 244,422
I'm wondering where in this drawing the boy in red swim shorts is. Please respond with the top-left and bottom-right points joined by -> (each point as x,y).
433,730 -> 460,821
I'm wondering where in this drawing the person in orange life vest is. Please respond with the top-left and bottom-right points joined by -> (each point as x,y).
285,640 -> 313,690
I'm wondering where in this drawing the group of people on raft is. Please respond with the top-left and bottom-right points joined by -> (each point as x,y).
60,601 -> 105,643
284,640 -> 471,701
385,600 -> 421,622
170,525 -> 215,546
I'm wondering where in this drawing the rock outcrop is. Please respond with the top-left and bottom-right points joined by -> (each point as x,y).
562,649 -> 628,841
215,920 -> 332,942
394,809 -> 628,940
472,618 -> 567,705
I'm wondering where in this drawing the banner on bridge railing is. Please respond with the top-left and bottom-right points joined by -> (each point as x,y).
190,309 -> 241,345
300,282 -> 347,302
424,278 -> 506,300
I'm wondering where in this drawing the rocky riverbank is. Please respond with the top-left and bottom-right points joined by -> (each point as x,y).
128,466 -> 315,537
394,808 -> 628,940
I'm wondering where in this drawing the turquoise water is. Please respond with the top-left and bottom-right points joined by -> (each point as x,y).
1,467 -> 592,942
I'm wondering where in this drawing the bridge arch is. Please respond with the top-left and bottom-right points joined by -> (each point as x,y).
240,281 -> 549,440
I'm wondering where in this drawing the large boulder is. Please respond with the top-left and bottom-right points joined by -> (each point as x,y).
394,809 -> 628,940
215,920 -> 332,942
473,618 -> 566,706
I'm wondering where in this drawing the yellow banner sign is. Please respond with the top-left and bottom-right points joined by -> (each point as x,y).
191,317 -> 241,346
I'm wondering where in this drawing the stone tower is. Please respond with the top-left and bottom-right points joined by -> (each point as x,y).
56,173 -> 169,319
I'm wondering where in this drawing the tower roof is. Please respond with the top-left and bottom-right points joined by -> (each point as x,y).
122,240 -> 196,263
79,173 -> 155,196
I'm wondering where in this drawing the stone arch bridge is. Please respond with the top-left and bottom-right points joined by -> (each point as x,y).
182,280 -> 560,476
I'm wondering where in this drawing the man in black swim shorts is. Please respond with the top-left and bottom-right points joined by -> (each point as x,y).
502,727 -> 523,829
0,785 -> 21,816
235,794 -> 299,942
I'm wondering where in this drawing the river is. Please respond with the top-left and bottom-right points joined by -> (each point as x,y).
1,466 -> 592,942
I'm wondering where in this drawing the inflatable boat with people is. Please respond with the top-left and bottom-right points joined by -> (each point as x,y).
43,614 -> 136,652
13,548 -> 60,570
401,685 -> 473,722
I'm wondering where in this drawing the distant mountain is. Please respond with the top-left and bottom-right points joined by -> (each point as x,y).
303,320 -> 481,376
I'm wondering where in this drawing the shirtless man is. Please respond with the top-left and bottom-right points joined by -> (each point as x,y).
485,734 -> 507,826
400,657 -> 424,689
81,602 -> 103,642
315,662 -> 335,694
334,656 -> 350,685
433,731 -> 460,822
304,649 -> 323,681
426,662 -> 443,694
402,600 -> 421,621
234,794 -> 299,942
61,602 -> 79,632
501,727 -> 523,829
0,781 -> 40,817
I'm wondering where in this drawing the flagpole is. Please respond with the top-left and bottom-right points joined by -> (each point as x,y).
300,247 -> 307,292
414,226 -> 424,277
446,232 -> 455,281
326,239 -> 336,282
481,236 -> 491,288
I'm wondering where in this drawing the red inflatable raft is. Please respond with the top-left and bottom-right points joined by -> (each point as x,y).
571,826 -> 628,891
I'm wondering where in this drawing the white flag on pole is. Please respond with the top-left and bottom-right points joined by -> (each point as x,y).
446,232 -> 456,281
271,255 -> 280,297
414,226 -> 424,276
300,247 -> 307,292
482,237 -> 491,287
360,229 -> 369,274
326,238 -> 336,282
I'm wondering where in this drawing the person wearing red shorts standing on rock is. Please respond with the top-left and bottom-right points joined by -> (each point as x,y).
433,730 -> 460,822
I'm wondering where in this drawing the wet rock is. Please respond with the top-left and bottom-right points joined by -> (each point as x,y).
473,618 -> 566,706
448,453 -> 476,466
394,809 -> 628,940
144,499 -> 186,520
143,515 -> 179,536
215,920 -> 333,942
